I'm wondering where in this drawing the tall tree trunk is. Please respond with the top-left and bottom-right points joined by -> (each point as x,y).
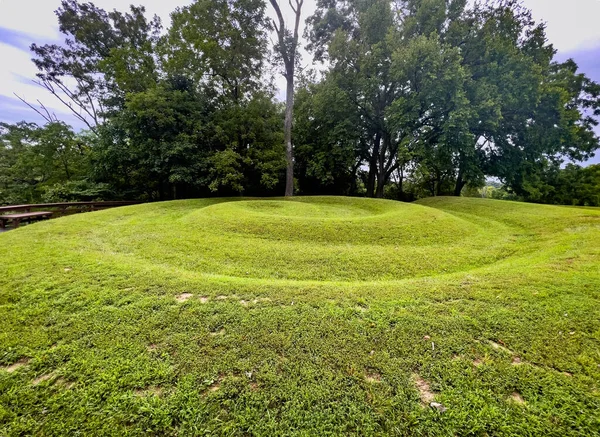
454,155 -> 466,196
453,176 -> 466,196
284,76 -> 294,196
366,133 -> 381,197
375,177 -> 386,198
375,133 -> 391,198
397,166 -> 404,200
349,161 -> 360,195
270,0 -> 303,197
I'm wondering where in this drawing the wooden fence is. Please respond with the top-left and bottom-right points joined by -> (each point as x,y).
0,201 -> 141,230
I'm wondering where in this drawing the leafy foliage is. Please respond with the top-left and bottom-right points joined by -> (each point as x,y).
0,122 -> 89,204
301,0 -> 600,198
2,0 -> 599,204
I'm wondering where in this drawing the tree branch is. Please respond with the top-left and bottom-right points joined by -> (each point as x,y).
33,78 -> 99,134
13,93 -> 56,124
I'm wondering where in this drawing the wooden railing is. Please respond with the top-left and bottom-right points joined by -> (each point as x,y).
0,201 -> 141,215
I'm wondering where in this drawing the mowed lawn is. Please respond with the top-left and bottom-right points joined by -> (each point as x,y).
0,196 -> 599,436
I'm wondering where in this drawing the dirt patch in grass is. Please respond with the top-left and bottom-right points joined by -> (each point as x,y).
210,328 -> 225,336
56,378 -> 76,389
365,372 -> 382,383
175,293 -> 193,302
216,294 -> 239,300
199,296 -> 209,303
2,359 -> 29,373
509,392 -> 525,405
512,356 -> 522,365
33,373 -> 55,386
134,386 -> 163,397
413,374 -> 435,405
489,340 -> 513,355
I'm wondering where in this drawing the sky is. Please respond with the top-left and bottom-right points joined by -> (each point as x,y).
0,0 -> 599,164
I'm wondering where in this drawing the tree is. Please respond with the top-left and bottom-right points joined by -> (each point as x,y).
304,0 -> 600,199
269,0 -> 305,196
28,0 -> 162,133
10,0 -> 598,205
93,78 -> 212,200
294,76 -> 365,194
307,0 -> 468,197
515,163 -> 600,206
307,0 -> 400,197
165,0 -> 268,101
0,122 -> 90,204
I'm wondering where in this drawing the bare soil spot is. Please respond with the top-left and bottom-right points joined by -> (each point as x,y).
175,293 -> 193,302
489,340 -> 513,355
249,382 -> 259,391
210,328 -> 225,336
203,375 -> 224,393
32,373 -> 55,386
147,344 -> 158,351
56,378 -> 75,389
3,359 -> 29,373
199,296 -> 209,303
252,297 -> 272,304
64,267 -> 72,272
473,358 -> 484,367
413,374 -> 435,405
135,386 -> 163,397
509,392 -> 525,404
239,300 -> 249,306
512,356 -> 522,365
216,295 -> 228,300
430,401 -> 447,412
365,372 -> 382,383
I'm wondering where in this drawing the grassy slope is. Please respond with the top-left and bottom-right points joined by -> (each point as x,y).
0,196 -> 598,436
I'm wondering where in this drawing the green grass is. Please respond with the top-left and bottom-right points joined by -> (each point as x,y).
0,196 -> 599,436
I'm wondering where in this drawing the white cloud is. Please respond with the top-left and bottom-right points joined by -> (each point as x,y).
0,0 -> 61,40
0,42 -> 76,119
0,0 -> 193,125
521,0 -> 600,53
0,0 -> 192,37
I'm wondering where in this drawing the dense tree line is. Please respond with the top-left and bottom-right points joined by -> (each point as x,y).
1,0 -> 599,205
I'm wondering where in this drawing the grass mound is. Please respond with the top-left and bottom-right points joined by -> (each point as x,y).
0,196 -> 599,436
